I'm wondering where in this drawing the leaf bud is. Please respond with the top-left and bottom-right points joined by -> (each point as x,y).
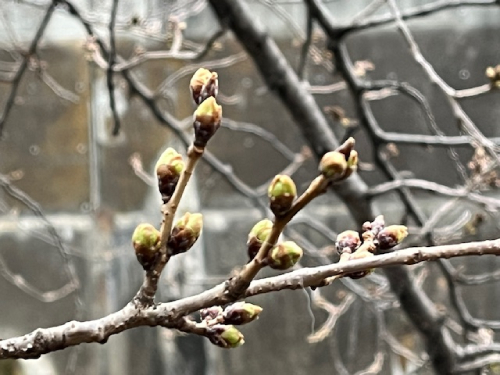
267,241 -> 303,270
223,302 -> 263,325
193,97 -> 222,147
268,175 -> 297,216
200,306 -> 223,321
336,230 -> 361,255
190,68 -> 219,105
377,225 -> 408,250
155,148 -> 184,203
208,325 -> 245,349
319,151 -> 347,179
168,212 -> 203,255
486,65 -> 500,88
132,223 -> 161,270
247,219 -> 273,260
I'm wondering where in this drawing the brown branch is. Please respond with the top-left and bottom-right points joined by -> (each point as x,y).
2,238 -> 500,360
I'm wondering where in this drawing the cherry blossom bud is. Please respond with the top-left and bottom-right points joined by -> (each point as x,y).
336,230 -> 361,255
268,175 -> 297,216
193,97 -> 222,147
223,302 -> 263,325
190,68 -> 219,105
208,325 -> 245,348
346,250 -> 374,279
267,241 -> 303,270
155,148 -> 184,203
168,212 -> 203,255
200,306 -> 223,321
247,219 -> 273,260
132,223 -> 161,270
377,225 -> 408,250
319,151 -> 347,179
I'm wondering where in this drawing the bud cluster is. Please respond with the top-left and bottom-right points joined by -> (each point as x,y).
200,302 -> 263,349
335,215 -> 408,279
190,68 -> 222,148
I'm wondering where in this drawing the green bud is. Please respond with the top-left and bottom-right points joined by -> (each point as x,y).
193,97 -> 222,147
247,219 -> 273,260
377,225 -> 408,250
223,302 -> 263,325
267,175 -> 297,216
168,212 -> 203,255
190,68 -> 219,105
319,151 -> 347,179
208,325 -> 245,349
336,230 -> 361,255
132,223 -> 161,270
155,148 -> 184,203
346,250 -> 374,279
267,241 -> 303,270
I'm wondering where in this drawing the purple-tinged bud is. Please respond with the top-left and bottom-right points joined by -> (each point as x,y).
193,97 -> 222,148
268,175 -> 297,216
377,225 -> 408,250
200,306 -> 223,321
346,250 -> 374,279
155,148 -> 184,203
190,68 -> 219,105
168,212 -> 203,255
336,230 -> 361,255
267,241 -> 303,270
247,219 -> 273,260
319,151 -> 347,179
208,325 -> 245,349
132,223 -> 161,270
223,302 -> 263,325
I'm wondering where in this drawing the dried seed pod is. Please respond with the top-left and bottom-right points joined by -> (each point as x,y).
168,212 -> 203,255
268,175 -> 297,216
190,68 -> 219,105
193,97 -> 222,148
267,241 -> 303,270
132,223 -> 161,270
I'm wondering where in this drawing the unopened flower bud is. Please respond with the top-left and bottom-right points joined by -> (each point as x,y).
319,151 -> 347,179
377,225 -> 408,250
268,175 -> 297,216
267,241 -> 303,270
346,250 -> 374,279
168,212 -> 203,255
200,306 -> 223,321
155,148 -> 184,203
190,68 -> 219,105
223,302 -> 263,325
343,150 -> 358,178
193,97 -> 222,147
336,230 -> 361,255
208,325 -> 245,348
132,223 -> 161,270
486,65 -> 500,88
247,219 -> 273,260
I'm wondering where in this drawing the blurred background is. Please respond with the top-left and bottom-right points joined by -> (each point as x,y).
1,0 -> 500,374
